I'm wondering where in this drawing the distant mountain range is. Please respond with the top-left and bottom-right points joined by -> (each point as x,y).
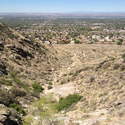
0,12 -> 125,18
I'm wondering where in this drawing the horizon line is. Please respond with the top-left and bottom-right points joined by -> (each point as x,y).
1,11 -> 125,14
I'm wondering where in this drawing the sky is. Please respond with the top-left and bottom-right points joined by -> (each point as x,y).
0,0 -> 125,13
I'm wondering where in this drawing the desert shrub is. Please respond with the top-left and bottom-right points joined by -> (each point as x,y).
116,39 -> 123,45
122,53 -> 125,62
74,39 -> 80,44
0,78 -> 12,86
48,82 -> 53,85
10,72 -> 29,90
8,33 -> 16,39
32,95 -> 57,118
113,64 -> 120,70
23,116 -> 34,125
120,64 -> 125,71
9,103 -> 26,115
0,90 -> 15,106
56,94 -> 82,111
10,72 -> 22,85
32,82 -> 44,93
11,88 -> 26,97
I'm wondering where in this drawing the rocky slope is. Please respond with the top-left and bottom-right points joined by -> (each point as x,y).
22,44 -> 125,125
0,23 -> 58,125
1,23 -> 125,125
50,44 -> 125,125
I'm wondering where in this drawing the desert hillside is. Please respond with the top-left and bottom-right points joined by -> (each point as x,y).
50,44 -> 125,125
0,23 -> 58,125
0,23 -> 125,125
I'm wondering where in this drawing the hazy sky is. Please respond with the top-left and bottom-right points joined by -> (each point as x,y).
0,0 -> 125,13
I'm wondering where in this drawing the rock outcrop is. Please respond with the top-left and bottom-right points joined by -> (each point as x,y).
0,104 -> 22,125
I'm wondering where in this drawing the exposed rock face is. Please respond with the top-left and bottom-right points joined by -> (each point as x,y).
0,41 -> 4,51
0,23 -> 58,81
0,104 -> 22,125
10,46 -> 33,59
0,61 -> 7,75
42,44 -> 125,125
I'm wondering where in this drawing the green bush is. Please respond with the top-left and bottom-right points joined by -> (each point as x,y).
74,39 -> 80,44
116,39 -> 123,45
32,82 -> 44,93
9,103 -> 26,115
56,94 -> 82,111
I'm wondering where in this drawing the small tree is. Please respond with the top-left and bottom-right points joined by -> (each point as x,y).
74,39 -> 80,44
